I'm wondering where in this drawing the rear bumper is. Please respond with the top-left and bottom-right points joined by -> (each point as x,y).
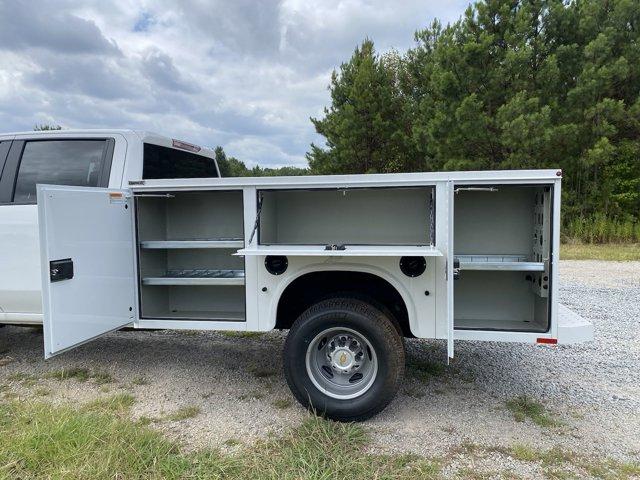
557,304 -> 593,344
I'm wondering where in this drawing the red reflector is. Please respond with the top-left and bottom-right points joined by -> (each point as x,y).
556,170 -> 562,177
537,337 -> 558,344
172,139 -> 201,153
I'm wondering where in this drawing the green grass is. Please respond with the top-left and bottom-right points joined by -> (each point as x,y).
166,405 -> 201,421
131,376 -> 149,386
7,373 -> 37,388
44,367 -> 114,384
563,215 -> 640,244
406,358 -> 445,382
34,387 -> 50,397
86,393 -> 136,413
506,396 -> 561,428
561,242 -> 640,261
272,398 -> 293,410
451,442 -> 640,479
239,390 -> 266,401
508,444 -> 640,479
220,331 -> 264,339
0,400 -> 441,480
0,400 -> 231,479
1,399 -> 638,480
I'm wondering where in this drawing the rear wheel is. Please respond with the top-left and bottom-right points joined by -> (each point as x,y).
283,297 -> 404,421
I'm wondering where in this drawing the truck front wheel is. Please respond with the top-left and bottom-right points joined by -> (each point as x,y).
283,297 -> 405,421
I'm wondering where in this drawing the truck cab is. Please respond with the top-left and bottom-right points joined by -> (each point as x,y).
0,130 -> 219,324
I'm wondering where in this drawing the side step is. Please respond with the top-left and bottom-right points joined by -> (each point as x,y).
557,304 -> 594,344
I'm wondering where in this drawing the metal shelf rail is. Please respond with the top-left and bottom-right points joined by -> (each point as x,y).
142,269 -> 246,286
456,254 -> 545,272
141,239 -> 244,249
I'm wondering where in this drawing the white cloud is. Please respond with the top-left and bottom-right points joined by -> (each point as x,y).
0,0 -> 467,167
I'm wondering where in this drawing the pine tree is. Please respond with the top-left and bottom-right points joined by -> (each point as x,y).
308,0 -> 640,226
307,40 -> 420,174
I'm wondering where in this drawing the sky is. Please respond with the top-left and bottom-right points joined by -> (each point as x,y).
0,0 -> 468,168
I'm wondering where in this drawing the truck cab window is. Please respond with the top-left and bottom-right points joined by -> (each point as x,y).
143,143 -> 219,179
13,140 -> 107,203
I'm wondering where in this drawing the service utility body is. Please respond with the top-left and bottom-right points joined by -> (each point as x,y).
0,129 -> 593,420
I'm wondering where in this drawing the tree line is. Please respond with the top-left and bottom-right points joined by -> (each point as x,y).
219,0 -> 640,242
37,0 -> 640,242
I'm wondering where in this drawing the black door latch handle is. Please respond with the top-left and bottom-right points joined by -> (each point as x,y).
50,258 -> 74,282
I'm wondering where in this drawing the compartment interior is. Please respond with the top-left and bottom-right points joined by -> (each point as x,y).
454,185 -> 552,332
259,187 -> 434,245
136,191 -> 245,321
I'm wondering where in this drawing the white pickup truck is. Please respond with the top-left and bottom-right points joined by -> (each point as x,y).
0,129 -> 593,421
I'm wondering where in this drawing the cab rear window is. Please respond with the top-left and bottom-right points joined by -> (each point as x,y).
143,143 -> 218,179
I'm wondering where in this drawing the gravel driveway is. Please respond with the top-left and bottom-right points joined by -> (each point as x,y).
1,260 -> 638,470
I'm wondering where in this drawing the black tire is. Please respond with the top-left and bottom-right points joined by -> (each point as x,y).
283,297 -> 405,422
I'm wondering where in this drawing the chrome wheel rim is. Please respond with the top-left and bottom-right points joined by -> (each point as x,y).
305,327 -> 378,400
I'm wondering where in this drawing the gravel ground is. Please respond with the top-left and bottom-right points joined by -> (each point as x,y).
1,260 -> 638,476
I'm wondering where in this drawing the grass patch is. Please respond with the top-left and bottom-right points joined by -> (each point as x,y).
131,376 -> 149,386
272,398 -> 293,410
7,373 -> 35,382
508,444 -> 640,479
221,331 -> 264,339
224,438 -> 242,447
239,416 -> 441,479
452,443 -> 640,479
0,400 -> 235,479
2,400 -> 637,480
406,358 -> 445,382
250,366 -> 277,379
0,400 -> 442,480
34,387 -> 50,397
402,386 -> 426,398
561,243 -> 640,261
45,367 -> 91,381
166,405 -> 201,421
239,390 -> 266,401
44,367 -> 114,384
86,393 -> 136,413
563,215 -> 640,244
506,396 -> 560,427
7,373 -> 37,388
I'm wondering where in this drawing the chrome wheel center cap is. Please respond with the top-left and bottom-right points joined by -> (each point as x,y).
331,348 -> 354,372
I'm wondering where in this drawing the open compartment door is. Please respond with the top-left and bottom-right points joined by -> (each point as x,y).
447,181 -> 455,361
38,185 -> 136,358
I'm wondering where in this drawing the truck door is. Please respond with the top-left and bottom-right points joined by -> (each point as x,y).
38,185 -> 136,358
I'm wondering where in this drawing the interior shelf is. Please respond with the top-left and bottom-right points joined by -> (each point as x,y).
456,254 -> 544,271
454,318 -> 545,332
141,239 -> 244,249
237,245 -> 443,257
142,269 -> 245,286
145,310 -> 245,321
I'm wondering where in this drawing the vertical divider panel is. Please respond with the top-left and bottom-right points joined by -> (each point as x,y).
550,179 -> 561,339
243,187 -> 260,331
434,182 -> 450,343
446,181 -> 454,361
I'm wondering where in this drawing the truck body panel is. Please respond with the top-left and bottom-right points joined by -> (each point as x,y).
0,130 -> 591,357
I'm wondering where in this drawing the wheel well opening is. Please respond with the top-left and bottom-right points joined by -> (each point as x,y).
275,271 -> 412,337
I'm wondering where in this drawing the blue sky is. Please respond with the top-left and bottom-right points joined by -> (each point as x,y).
0,0 -> 468,167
